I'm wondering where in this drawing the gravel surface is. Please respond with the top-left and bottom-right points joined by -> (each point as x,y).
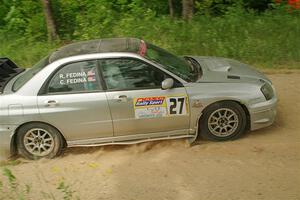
0,73 -> 299,200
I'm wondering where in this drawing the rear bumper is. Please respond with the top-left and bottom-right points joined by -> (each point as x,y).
249,97 -> 277,131
0,125 -> 16,160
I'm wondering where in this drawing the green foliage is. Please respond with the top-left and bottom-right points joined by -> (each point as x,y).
0,33 -> 58,67
3,167 -> 16,187
0,159 -> 23,167
0,167 -> 79,199
1,167 -> 25,199
0,179 -> 3,189
0,0 -> 299,68
57,181 -> 78,200
0,0 -> 47,40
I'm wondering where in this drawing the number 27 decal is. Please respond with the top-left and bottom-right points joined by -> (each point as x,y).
166,96 -> 188,115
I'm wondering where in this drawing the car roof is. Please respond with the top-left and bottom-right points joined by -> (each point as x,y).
49,38 -> 142,63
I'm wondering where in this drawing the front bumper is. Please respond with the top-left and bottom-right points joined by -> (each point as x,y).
249,97 -> 277,131
0,125 -> 17,160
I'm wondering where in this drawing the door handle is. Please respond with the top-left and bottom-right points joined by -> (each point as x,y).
45,100 -> 59,107
114,95 -> 128,103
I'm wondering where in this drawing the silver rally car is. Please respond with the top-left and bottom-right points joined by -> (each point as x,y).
0,38 -> 277,160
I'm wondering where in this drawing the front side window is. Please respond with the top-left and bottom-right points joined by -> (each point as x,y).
47,60 -> 102,93
100,58 -> 168,90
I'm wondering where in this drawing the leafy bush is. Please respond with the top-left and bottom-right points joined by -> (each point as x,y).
0,1 -> 299,68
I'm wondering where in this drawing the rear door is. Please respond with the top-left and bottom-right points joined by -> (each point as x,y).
37,60 -> 113,141
100,58 -> 190,136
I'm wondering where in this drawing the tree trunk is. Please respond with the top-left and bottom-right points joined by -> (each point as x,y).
182,0 -> 194,21
41,0 -> 59,41
168,0 -> 174,18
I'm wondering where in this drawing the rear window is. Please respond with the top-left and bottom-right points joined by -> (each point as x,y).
12,56 -> 49,91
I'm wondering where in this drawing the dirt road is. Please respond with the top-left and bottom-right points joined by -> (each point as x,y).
0,73 -> 299,200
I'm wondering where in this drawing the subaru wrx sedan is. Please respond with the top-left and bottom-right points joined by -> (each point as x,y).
0,38 -> 277,159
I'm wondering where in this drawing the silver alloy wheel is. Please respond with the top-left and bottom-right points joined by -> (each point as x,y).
23,128 -> 55,157
207,108 -> 239,137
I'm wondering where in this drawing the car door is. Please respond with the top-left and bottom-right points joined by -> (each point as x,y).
37,60 -> 113,141
100,58 -> 190,137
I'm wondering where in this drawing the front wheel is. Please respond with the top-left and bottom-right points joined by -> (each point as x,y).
16,123 -> 64,160
200,101 -> 247,141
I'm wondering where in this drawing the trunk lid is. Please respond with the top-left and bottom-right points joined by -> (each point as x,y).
0,58 -> 25,94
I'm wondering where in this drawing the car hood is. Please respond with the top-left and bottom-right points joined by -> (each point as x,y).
190,56 -> 271,84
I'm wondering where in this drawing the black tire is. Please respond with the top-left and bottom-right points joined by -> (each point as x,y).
16,123 -> 64,160
199,101 -> 247,141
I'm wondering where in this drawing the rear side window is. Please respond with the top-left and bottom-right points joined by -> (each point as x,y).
47,60 -> 102,94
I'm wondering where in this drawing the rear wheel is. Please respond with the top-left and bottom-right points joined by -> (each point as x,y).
17,123 -> 64,160
200,101 -> 247,141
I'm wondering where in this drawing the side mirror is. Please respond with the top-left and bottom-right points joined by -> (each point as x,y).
161,78 -> 174,90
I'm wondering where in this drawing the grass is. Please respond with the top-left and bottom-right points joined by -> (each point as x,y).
0,167 -> 30,200
0,36 -> 58,68
0,167 -> 78,200
0,8 -> 299,69
0,159 -> 22,167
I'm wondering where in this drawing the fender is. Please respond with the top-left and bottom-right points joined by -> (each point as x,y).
188,98 -> 251,144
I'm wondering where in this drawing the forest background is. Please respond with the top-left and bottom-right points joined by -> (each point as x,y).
0,0 -> 299,69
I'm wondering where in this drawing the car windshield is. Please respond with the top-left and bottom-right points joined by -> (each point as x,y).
12,56 -> 50,91
144,43 -> 197,82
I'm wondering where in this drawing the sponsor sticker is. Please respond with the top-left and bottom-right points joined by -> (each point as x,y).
135,97 -> 165,107
134,96 -> 167,119
58,68 -> 97,85
133,95 -> 188,119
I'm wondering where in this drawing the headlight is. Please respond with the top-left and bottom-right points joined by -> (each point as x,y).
260,83 -> 274,101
